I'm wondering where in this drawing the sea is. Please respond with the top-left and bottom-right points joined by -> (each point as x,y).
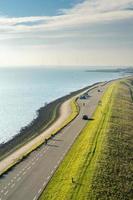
0,68 -> 123,144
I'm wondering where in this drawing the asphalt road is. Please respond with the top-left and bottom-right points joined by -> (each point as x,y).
0,82 -> 110,200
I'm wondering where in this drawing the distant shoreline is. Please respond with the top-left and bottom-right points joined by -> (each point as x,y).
85,67 -> 133,73
0,82 -> 100,161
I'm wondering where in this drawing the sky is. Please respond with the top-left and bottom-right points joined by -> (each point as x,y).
0,0 -> 133,68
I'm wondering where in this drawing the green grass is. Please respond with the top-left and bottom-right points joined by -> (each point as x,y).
89,78 -> 133,200
39,78 -> 133,200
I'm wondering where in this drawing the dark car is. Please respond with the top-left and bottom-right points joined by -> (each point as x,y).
80,95 -> 87,99
82,115 -> 89,120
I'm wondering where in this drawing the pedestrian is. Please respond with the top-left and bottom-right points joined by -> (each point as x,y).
72,177 -> 75,183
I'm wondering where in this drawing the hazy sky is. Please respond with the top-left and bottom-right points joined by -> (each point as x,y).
0,0 -> 133,68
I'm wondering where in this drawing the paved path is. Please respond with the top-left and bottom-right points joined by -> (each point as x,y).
0,82 -> 110,200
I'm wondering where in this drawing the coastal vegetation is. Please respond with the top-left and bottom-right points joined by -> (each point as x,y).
39,77 -> 133,200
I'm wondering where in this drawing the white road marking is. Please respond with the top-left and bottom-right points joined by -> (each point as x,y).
54,165 -> 57,169
8,182 -> 11,186
33,195 -> 37,200
38,189 -> 41,194
23,172 -> 26,175
11,183 -> 15,188
51,170 -> 54,174
43,182 -> 46,186
17,177 -> 21,182
4,186 -> 7,190
4,190 -> 8,195
47,176 -> 50,180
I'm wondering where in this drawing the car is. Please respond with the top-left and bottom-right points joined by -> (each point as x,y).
80,95 -> 87,99
82,115 -> 89,120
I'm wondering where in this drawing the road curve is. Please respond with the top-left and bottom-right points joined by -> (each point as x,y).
0,81 -> 110,200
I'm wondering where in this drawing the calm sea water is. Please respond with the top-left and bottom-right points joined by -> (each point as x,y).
0,68 -> 122,143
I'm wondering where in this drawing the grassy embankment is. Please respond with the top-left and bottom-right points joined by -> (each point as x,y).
40,78 -> 133,200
